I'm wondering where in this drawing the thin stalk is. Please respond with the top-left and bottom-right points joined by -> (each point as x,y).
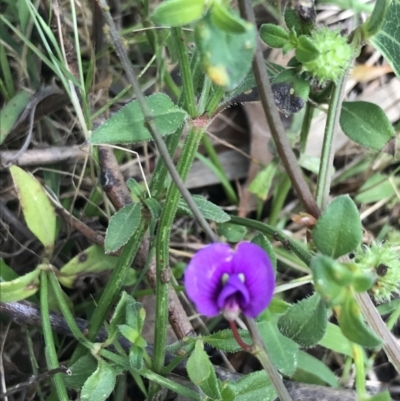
206,85 -> 225,116
352,343 -> 367,398
39,271 -> 69,401
171,27 -> 196,117
315,73 -> 348,209
238,0 -> 320,219
201,134 -> 238,204
269,174 -> 291,227
245,317 -> 293,401
356,292 -> 400,373
48,271 -> 93,349
153,127 -> 213,374
299,102 -> 315,153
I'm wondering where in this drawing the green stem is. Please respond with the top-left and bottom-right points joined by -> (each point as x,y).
352,343 -> 367,398
245,317 -> 293,401
153,127 -> 208,374
171,27 -> 196,117
230,215 -> 312,265
315,73 -> 347,210
269,174 -> 291,227
201,134 -> 238,204
300,102 -> 315,153
48,270 -> 94,349
206,85 -> 225,116
39,271 -> 69,401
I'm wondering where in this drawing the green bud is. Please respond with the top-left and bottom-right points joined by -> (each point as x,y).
301,27 -> 353,85
356,241 -> 400,303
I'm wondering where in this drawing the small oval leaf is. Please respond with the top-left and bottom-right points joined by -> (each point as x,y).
313,195 -> 362,259
340,101 -> 395,151
105,203 -> 141,253
89,93 -> 188,145
151,0 -> 205,27
338,291 -> 382,348
58,245 -> 120,288
10,166 -> 57,250
0,268 -> 40,302
211,2 -> 247,33
260,23 -> 289,48
81,359 -> 116,401
187,340 -> 221,399
278,293 -> 327,347
177,195 -> 230,223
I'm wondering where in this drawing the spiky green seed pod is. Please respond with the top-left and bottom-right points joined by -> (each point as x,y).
301,27 -> 353,85
356,241 -> 400,303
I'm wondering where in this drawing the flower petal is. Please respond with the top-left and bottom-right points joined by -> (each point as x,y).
217,274 -> 250,310
184,243 -> 234,316
232,242 -> 275,317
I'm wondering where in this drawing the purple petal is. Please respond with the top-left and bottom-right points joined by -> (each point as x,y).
232,242 -> 275,317
217,274 -> 250,310
184,243 -> 234,316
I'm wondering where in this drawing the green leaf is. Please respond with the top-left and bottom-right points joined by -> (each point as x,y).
89,93 -> 188,145
167,337 -> 196,356
203,328 -> 251,353
129,344 -> 144,370
104,203 -> 141,253
248,161 -> 278,201
119,324 -> 140,344
177,195 -> 231,223
311,255 -> 348,305
0,259 -> 18,281
284,6 -> 313,36
340,101 -> 395,151
0,267 -> 40,302
10,165 -> 57,250
251,234 -> 277,270
186,340 -> 221,399
81,359 -> 116,401
294,351 -> 339,387
319,323 -> 352,356
355,174 -> 398,204
371,0 -> 400,79
144,198 -> 162,220
211,2 -> 247,33
108,291 -> 131,342
58,245 -> 121,288
338,291 -> 382,348
278,293 -> 328,347
64,355 -> 97,390
296,35 -> 320,63
0,90 -> 30,145
126,299 -> 146,334
260,23 -> 289,48
195,13 -> 256,90
313,195 -> 362,259
227,371 -> 276,401
258,320 -> 299,376
217,222 -> 247,242
362,0 -> 391,38
151,0 -> 205,27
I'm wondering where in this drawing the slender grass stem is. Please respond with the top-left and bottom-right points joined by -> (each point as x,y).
39,270 -> 69,401
315,73 -> 348,209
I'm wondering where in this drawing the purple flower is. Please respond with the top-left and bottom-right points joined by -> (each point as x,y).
184,242 -> 275,320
